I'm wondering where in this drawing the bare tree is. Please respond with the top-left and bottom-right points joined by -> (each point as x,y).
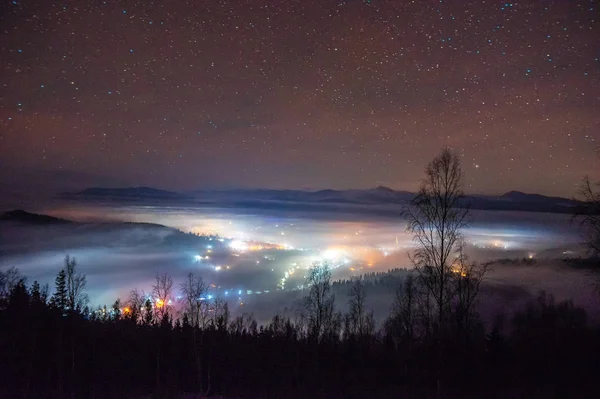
302,262 -> 335,341
347,279 -> 375,337
577,176 -> 600,257
152,273 -> 173,320
127,288 -> 146,324
212,297 -> 230,331
0,267 -> 25,299
180,272 -> 208,328
386,274 -> 419,342
64,256 -> 88,312
405,148 -> 469,332
450,243 -> 487,334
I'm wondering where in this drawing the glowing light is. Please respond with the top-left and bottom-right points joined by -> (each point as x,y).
451,267 -> 467,277
123,307 -> 131,314
214,265 -> 222,271
321,247 -> 348,262
194,255 -> 203,261
155,299 -> 165,308
229,240 -> 249,251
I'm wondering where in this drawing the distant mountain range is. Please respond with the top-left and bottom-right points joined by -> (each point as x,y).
61,186 -> 192,201
57,186 -> 584,214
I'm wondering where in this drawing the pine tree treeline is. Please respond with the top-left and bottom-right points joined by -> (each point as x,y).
1,260 -> 599,399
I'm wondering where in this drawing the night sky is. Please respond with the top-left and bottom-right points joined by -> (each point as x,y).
1,0 -> 598,196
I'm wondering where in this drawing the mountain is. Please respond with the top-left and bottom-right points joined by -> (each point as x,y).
500,191 -> 575,204
63,186 -> 191,201
222,187 -> 415,205
0,168 -> 131,206
465,191 -> 581,213
63,186 -> 583,214
189,188 -> 580,214
0,210 -> 71,225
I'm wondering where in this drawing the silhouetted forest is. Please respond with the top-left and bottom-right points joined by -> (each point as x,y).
1,259 -> 599,399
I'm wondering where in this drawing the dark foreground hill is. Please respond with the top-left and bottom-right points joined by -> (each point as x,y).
0,210 -> 223,255
0,209 -> 71,225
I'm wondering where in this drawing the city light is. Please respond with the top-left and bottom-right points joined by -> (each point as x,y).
229,240 -> 249,252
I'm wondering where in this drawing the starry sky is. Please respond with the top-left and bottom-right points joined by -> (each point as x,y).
0,0 -> 598,196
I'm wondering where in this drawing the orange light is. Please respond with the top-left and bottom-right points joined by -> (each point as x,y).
123,307 -> 131,314
155,299 -> 165,308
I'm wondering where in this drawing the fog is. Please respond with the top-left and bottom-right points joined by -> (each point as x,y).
1,202 -> 597,325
